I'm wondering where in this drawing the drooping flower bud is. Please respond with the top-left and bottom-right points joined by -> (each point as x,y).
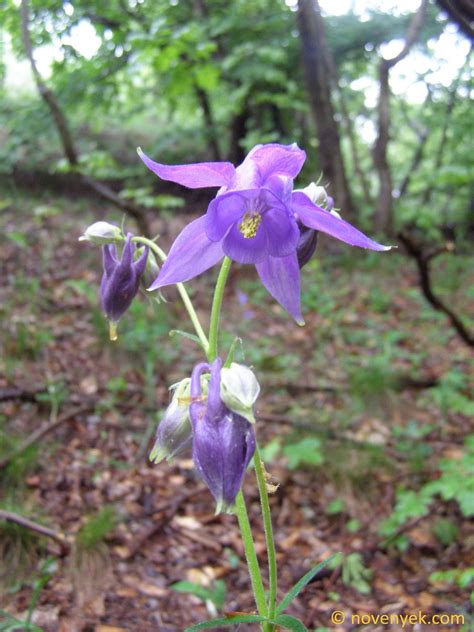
296,224 -> 318,269
190,358 -> 256,514
100,233 -> 148,339
220,363 -> 260,424
150,378 -> 193,464
294,183 -> 339,268
79,221 -> 123,245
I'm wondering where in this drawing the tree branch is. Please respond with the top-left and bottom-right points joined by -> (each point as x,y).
0,510 -> 71,552
0,404 -> 92,469
398,231 -> 473,347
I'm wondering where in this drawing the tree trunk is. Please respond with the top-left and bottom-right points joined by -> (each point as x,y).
297,0 -> 355,217
20,0 -> 150,236
195,85 -> 222,161
373,0 -> 428,235
229,102 -> 250,165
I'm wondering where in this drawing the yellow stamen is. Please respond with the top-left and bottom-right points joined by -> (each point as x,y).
239,211 -> 262,238
109,321 -> 118,341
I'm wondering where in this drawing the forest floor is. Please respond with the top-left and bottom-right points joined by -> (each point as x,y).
0,193 -> 473,631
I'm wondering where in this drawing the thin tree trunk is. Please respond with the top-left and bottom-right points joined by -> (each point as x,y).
297,0 -> 355,217
229,102 -> 250,165
322,43 -> 372,207
20,0 -> 150,236
421,50 -> 470,206
195,85 -> 222,161
373,0 -> 428,235
398,128 -> 429,198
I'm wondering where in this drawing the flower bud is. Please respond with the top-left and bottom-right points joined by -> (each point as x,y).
190,359 -> 256,514
296,224 -> 318,269
294,183 -> 340,268
299,183 -> 330,208
100,233 -> 148,339
150,378 -> 192,464
79,221 -> 123,244
220,362 -> 260,424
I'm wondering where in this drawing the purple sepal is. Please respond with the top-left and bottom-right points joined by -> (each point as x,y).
190,359 -> 256,513
100,234 -> 148,322
256,252 -> 304,325
148,216 -> 224,290
137,148 -> 236,189
291,192 -> 391,251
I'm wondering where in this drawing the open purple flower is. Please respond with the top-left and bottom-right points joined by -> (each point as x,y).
100,233 -> 148,338
138,143 -> 390,324
189,358 -> 256,514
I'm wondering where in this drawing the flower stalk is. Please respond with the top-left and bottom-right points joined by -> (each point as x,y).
254,445 -> 278,628
208,256 -> 232,362
133,236 -> 209,352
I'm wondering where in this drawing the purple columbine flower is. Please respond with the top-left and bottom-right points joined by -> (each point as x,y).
100,233 -> 148,339
138,143 -> 390,324
189,358 -> 256,514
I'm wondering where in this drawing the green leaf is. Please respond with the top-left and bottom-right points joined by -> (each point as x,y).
276,554 -> 338,615
185,614 -> 267,631
270,614 -> 308,631
169,330 -> 204,348
283,438 -> 324,469
171,579 -> 226,609
223,337 -> 242,368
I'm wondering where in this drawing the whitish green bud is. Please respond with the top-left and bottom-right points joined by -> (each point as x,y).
150,378 -> 192,464
296,183 -> 341,218
220,363 -> 260,424
79,221 -> 123,244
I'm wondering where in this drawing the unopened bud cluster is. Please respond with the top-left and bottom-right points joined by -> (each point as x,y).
151,360 -> 260,513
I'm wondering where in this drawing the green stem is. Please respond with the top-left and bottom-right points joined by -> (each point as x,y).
133,236 -> 209,352
207,256 -> 232,362
234,490 -> 268,619
254,443 -> 278,625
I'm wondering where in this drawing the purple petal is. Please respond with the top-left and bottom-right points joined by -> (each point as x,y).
223,219 -> 269,264
149,216 -> 224,289
262,206 -> 300,258
291,192 -> 391,251
206,190 -> 253,241
207,358 -> 223,416
262,174 -> 293,202
256,253 -> 304,325
138,148 -> 236,189
134,246 -> 148,276
191,362 -> 210,398
120,233 -> 134,268
247,143 -> 306,181
190,406 -> 255,512
102,244 -> 117,277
